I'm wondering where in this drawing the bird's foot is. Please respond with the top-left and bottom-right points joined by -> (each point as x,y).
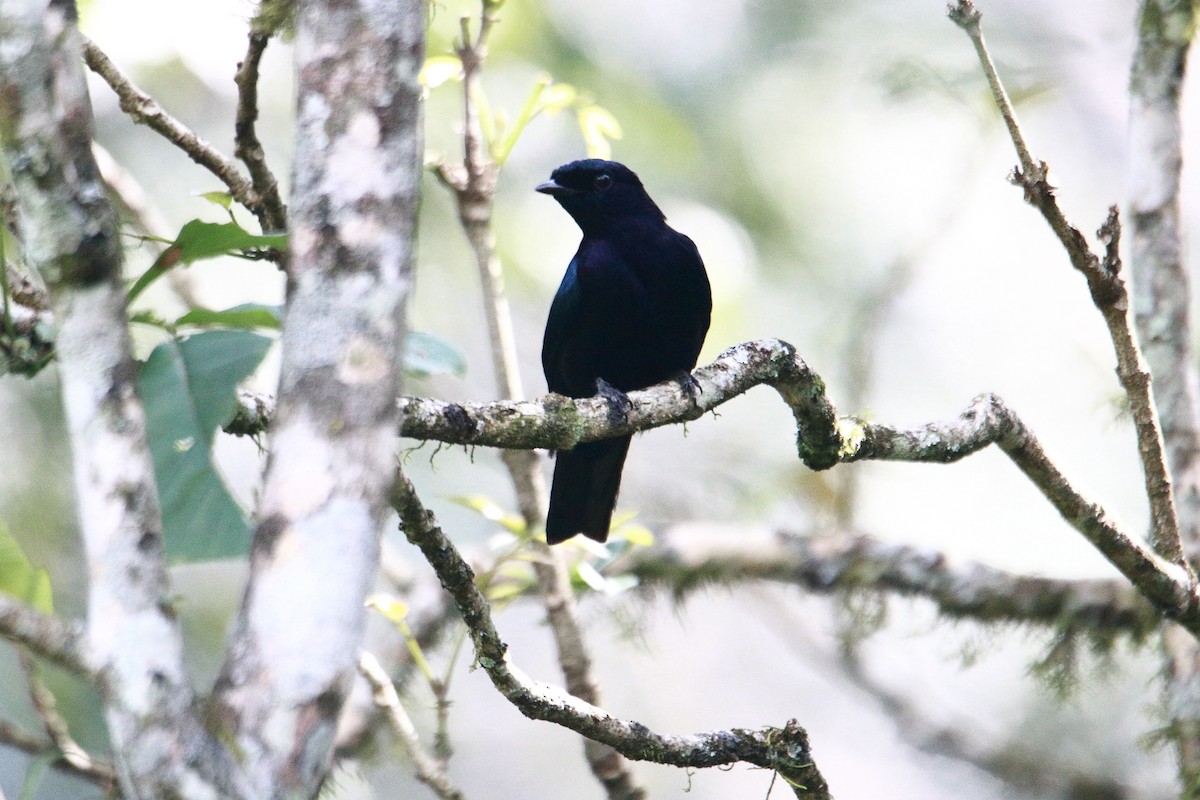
674,370 -> 703,406
594,378 -> 633,424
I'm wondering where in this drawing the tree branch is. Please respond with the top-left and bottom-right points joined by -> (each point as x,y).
1126,0 -> 1200,790
948,0 -> 1189,575
359,651 -> 467,800
394,338 -> 1199,634
80,37 -> 267,224
392,470 -> 831,799
622,528 -> 1162,639
0,717 -> 117,790
0,597 -> 88,679
16,647 -> 115,789
233,30 -> 287,232
216,334 -> 1199,636
397,339 -> 842,466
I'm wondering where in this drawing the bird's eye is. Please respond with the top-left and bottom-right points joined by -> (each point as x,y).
594,174 -> 613,190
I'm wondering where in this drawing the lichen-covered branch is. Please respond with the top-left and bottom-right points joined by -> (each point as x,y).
392,471 -> 831,799
397,339 -> 842,466
208,0 -> 425,795
948,0 -> 1188,576
623,528 -> 1162,639
395,338 -> 1200,636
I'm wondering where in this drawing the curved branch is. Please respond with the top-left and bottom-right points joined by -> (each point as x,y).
396,338 -> 1199,634
219,335 -> 1200,636
359,652 -> 467,800
392,471 -> 830,799
397,339 -> 843,467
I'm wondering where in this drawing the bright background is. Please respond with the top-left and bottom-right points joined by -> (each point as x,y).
0,0 -> 1190,797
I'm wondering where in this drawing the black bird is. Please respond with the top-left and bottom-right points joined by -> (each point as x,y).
538,159 -> 712,544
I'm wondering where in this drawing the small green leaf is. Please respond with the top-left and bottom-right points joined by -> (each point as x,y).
176,303 -> 283,331
169,220 -> 288,264
614,524 -> 655,547
0,520 -> 53,614
420,55 -> 463,90
577,104 -> 623,160
574,560 -> 607,592
404,331 -> 467,378
539,83 -> 578,114
450,494 -> 525,534
128,220 -> 288,303
139,331 -> 273,562
485,581 -> 530,602
197,191 -> 234,211
365,593 -> 410,624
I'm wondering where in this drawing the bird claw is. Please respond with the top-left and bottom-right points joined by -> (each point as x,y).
594,378 -> 633,423
674,370 -> 702,403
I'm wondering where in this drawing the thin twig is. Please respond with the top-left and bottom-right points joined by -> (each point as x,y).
234,31 -> 287,232
17,648 -> 114,787
0,596 -> 90,680
81,38 -> 264,220
439,3 -> 643,795
392,470 -> 830,799
0,717 -> 117,790
948,0 -> 1189,575
359,652 -> 467,800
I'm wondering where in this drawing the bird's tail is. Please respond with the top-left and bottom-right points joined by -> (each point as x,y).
545,435 -> 632,544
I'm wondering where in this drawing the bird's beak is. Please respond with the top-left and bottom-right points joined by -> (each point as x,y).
536,179 -> 575,196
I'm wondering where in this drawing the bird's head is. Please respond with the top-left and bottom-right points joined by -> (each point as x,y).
536,159 -> 665,232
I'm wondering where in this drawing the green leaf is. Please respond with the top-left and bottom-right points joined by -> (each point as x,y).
449,495 -> 525,535
170,220 -> 287,264
176,303 -> 283,331
0,519 -> 53,615
138,331 -> 273,562
539,82 -> 578,115
197,191 -> 234,211
419,55 -> 463,90
404,330 -> 467,378
577,104 -> 623,160
127,220 -> 288,303
614,523 -> 655,547
365,593 -> 409,624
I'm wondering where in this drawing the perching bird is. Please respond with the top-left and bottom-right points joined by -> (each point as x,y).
538,159 -> 712,544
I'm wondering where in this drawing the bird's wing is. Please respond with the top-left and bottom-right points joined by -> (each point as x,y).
541,256 -> 583,395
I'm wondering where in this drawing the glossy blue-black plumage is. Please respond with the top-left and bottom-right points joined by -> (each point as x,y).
538,160 -> 712,544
